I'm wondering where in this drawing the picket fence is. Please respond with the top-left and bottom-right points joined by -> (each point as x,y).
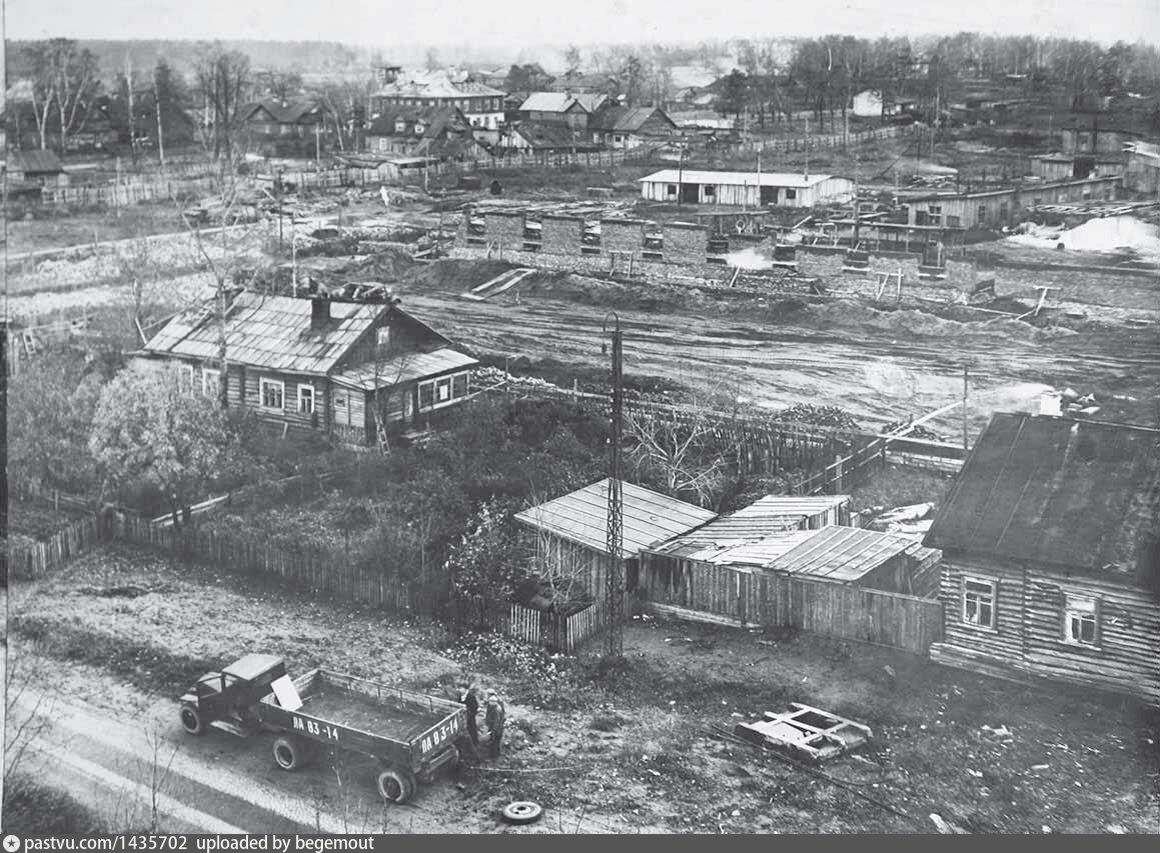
736,124 -> 911,154
40,176 -> 221,208
455,595 -> 609,653
6,515 -> 106,582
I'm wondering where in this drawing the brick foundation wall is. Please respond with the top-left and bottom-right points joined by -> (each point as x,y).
484,211 -> 525,250
662,222 -> 709,264
541,215 -> 583,254
601,219 -> 646,254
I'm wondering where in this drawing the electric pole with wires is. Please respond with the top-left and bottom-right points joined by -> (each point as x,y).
602,312 -> 624,659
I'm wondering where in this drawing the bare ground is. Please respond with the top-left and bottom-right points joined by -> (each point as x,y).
9,544 -> 1159,834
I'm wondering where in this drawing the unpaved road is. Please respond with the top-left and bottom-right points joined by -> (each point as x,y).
398,287 -> 1160,435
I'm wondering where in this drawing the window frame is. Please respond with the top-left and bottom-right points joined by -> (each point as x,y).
784,188 -> 797,200
417,370 -> 471,412
1062,593 -> 1100,647
259,377 -> 285,411
961,576 -> 997,631
297,383 -> 315,415
201,367 -> 221,398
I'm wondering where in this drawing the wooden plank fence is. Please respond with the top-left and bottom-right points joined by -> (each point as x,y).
40,176 -> 221,208
454,595 -> 608,653
7,514 -> 106,581
736,124 -> 912,154
638,559 -> 943,655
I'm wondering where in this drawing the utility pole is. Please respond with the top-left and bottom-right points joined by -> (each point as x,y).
125,52 -> 137,163
962,365 -> 970,451
603,312 -> 624,660
154,66 -> 166,169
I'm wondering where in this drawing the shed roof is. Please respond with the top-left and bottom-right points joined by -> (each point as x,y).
519,92 -> 589,113
649,494 -> 851,561
769,525 -> 935,582
514,479 -> 715,555
331,347 -> 478,390
7,149 -> 65,174
143,291 -> 388,375
638,169 -> 838,188
591,106 -> 675,133
924,412 -> 1160,583
240,99 -> 325,124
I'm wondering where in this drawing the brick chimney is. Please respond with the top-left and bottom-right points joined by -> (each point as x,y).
310,293 -> 330,330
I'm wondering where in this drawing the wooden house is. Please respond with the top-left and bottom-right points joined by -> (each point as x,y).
513,479 -> 716,601
924,413 -> 1160,705
589,106 -> 677,149
517,92 -> 608,131
903,176 -> 1120,228
134,290 -> 479,448
5,150 -> 69,188
364,105 -> 474,157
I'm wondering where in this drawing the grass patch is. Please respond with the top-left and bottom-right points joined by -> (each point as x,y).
11,615 -> 217,695
2,775 -> 111,834
849,463 -> 953,512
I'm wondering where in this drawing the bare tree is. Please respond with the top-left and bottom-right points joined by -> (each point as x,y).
625,403 -> 729,508
22,39 -> 101,153
193,43 -> 253,162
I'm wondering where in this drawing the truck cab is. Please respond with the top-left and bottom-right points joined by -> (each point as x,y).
180,654 -> 287,736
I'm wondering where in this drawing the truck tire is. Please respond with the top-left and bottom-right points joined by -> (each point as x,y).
272,736 -> 310,771
180,706 -> 205,735
376,768 -> 416,804
502,801 -> 543,825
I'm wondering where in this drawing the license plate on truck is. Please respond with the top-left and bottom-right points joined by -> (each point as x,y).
290,713 -> 342,742
417,714 -> 461,756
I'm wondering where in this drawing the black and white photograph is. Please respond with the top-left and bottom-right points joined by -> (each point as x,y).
1,0 -> 1158,836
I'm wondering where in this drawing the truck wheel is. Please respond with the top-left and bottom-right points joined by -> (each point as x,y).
180,706 -> 205,735
272,736 -> 310,771
377,768 -> 416,804
502,801 -> 543,825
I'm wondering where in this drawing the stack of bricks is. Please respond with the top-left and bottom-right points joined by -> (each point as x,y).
600,219 -> 646,255
483,211 -> 526,250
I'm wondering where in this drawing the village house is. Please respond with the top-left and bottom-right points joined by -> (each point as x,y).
1123,140 -> 1160,195
134,290 -> 479,448
372,70 -> 506,134
1029,152 -> 1126,183
589,105 -> 677,149
495,121 -> 603,156
4,150 -> 70,187
517,92 -> 609,131
850,89 -> 912,120
364,105 -> 474,156
238,99 -> 332,156
638,168 -> 855,207
514,479 -> 716,602
1060,124 -> 1143,156
903,175 -> 1121,227
924,412 -> 1160,705
545,71 -> 620,96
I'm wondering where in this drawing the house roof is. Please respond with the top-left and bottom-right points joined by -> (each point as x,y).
143,291 -> 389,376
7,149 -> 65,174
769,525 -> 938,582
591,106 -> 674,133
376,71 -> 504,100
331,347 -> 478,390
367,105 -> 469,139
924,412 -> 1160,583
649,495 -> 851,561
520,92 -> 588,113
514,479 -> 716,555
511,122 -> 602,151
240,99 -> 325,124
638,169 -> 838,188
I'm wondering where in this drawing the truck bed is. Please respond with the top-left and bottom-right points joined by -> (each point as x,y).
300,688 -> 445,741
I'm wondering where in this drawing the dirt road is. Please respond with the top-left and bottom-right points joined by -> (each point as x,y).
398,286 -> 1160,434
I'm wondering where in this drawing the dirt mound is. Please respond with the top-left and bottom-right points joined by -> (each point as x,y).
802,302 -> 1076,342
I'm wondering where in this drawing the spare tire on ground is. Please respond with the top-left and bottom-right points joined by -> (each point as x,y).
501,801 -> 543,825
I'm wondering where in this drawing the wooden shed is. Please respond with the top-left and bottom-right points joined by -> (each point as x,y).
638,169 -> 854,208
924,413 -> 1160,705
513,478 -> 715,601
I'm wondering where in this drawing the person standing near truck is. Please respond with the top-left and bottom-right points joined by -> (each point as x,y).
485,690 -> 506,758
460,683 -> 481,759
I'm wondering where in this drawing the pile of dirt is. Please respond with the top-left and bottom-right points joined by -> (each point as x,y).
770,403 -> 861,430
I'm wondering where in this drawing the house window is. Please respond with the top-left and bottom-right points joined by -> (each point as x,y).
977,205 -> 987,224
703,185 -> 716,199
395,120 -> 407,133
785,188 -> 797,200
666,183 -> 677,197
201,368 -> 221,397
417,370 -> 470,411
179,364 -> 196,393
376,327 -> 391,348
999,202 -> 1009,220
297,384 -> 315,415
1063,594 -> 1099,646
962,577 -> 997,629
333,390 -> 351,426
928,205 -> 942,214
452,373 -> 469,398
379,138 -> 388,152
260,378 -> 285,411
947,215 -> 961,227
436,376 -> 452,402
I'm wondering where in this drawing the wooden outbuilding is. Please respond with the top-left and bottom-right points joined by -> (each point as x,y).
924,412 -> 1160,705
638,169 -> 854,208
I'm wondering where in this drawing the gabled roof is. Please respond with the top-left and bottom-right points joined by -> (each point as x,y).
924,413 -> 1160,583
7,149 -> 65,174
591,106 -> 675,133
769,525 -> 938,582
514,479 -> 715,555
142,291 -> 392,376
520,92 -> 587,113
240,99 -> 326,124
510,122 -> 601,151
367,105 -> 470,139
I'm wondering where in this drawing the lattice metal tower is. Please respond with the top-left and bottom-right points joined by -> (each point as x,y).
603,313 -> 624,658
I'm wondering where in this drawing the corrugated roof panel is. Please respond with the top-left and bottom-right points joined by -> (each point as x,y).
332,348 -> 479,390
514,479 -> 716,554
638,169 -> 838,188
769,526 -> 917,582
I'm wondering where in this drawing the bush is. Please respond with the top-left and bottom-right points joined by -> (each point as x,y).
2,776 -> 109,834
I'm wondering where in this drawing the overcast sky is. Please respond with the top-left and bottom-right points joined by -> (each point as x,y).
5,0 -> 1157,48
